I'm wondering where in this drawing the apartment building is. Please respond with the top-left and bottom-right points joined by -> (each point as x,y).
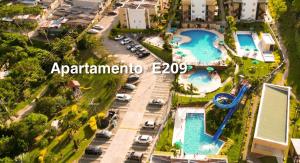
118,0 -> 162,29
225,0 -> 268,20
182,0 -> 217,22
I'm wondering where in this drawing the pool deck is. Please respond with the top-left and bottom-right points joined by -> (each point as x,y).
172,107 -> 224,160
234,31 -> 265,62
172,28 -> 228,66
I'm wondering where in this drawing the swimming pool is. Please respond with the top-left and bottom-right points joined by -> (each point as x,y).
183,113 -> 223,155
179,30 -> 223,64
237,34 -> 258,50
182,70 -> 221,93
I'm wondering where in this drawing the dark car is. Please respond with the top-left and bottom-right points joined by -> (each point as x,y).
85,145 -> 102,155
96,130 -> 113,139
138,51 -> 150,58
127,151 -> 144,162
126,74 -> 139,83
107,11 -> 117,16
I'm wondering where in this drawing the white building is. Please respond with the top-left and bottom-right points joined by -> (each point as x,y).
226,0 -> 268,21
119,0 -> 159,29
190,0 -> 206,21
182,0 -> 217,22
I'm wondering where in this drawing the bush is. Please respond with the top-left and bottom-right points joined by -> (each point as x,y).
79,110 -> 89,122
39,138 -> 49,148
88,116 -> 97,132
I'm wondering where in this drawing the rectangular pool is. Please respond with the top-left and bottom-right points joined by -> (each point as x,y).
237,34 -> 258,50
183,113 -> 223,155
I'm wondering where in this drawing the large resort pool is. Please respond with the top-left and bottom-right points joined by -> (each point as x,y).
172,30 -> 225,65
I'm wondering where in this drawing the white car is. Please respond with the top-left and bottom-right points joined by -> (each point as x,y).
114,35 -> 124,41
148,99 -> 165,106
134,135 -> 153,144
93,24 -> 104,30
123,83 -> 136,90
116,94 -> 131,101
120,38 -> 132,45
87,28 -> 100,34
96,130 -> 112,139
143,120 -> 156,129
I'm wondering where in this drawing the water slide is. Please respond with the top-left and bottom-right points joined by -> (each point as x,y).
212,85 -> 249,141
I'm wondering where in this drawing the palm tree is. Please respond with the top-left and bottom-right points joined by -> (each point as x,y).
187,84 -> 198,102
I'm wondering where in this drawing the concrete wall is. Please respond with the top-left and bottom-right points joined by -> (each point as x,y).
251,137 -> 287,157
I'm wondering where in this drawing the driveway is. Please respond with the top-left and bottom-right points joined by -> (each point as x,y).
79,13 -> 174,163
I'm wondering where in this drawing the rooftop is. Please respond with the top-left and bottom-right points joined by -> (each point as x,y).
121,0 -> 157,9
291,139 -> 300,155
254,83 -> 290,144
262,33 -> 275,45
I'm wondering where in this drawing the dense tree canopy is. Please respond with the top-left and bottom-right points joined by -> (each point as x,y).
268,0 -> 287,20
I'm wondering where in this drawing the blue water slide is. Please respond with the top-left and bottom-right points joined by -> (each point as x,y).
212,85 -> 249,141
213,85 -> 249,109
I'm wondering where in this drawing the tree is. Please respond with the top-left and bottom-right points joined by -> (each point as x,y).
187,83 -> 198,102
51,36 -> 74,58
293,0 -> 300,13
268,0 -> 287,20
35,96 -> 67,118
10,58 -> 46,87
77,34 -> 97,50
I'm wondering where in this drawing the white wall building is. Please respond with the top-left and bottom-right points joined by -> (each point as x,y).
127,9 -> 147,29
240,0 -> 258,20
190,0 -> 206,21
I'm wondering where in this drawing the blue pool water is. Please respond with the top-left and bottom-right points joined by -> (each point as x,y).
179,30 -> 223,64
187,70 -> 212,87
183,113 -> 223,155
237,34 -> 257,50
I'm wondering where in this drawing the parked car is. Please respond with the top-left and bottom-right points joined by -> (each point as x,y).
126,74 -> 139,83
85,145 -> 102,155
148,98 -> 165,106
114,35 -> 124,41
108,110 -> 118,120
126,44 -> 135,50
93,24 -> 104,30
138,51 -> 150,58
134,135 -> 153,144
134,44 -> 142,49
87,28 -> 100,34
116,93 -> 131,101
130,47 -> 138,52
96,130 -> 113,139
123,83 -> 136,90
143,120 -> 156,129
120,38 -> 132,45
127,151 -> 144,162
107,11 -> 117,16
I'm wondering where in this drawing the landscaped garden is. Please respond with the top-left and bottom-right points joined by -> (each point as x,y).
0,32 -> 123,162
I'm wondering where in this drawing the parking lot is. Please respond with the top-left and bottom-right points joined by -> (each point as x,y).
79,35 -> 174,163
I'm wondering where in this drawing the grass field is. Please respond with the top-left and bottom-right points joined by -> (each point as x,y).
155,117 -> 174,152
141,42 -> 172,63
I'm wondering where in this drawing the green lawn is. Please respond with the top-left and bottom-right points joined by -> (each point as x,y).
176,81 -> 233,105
141,42 -> 172,63
278,5 -> 300,97
155,117 -> 174,151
